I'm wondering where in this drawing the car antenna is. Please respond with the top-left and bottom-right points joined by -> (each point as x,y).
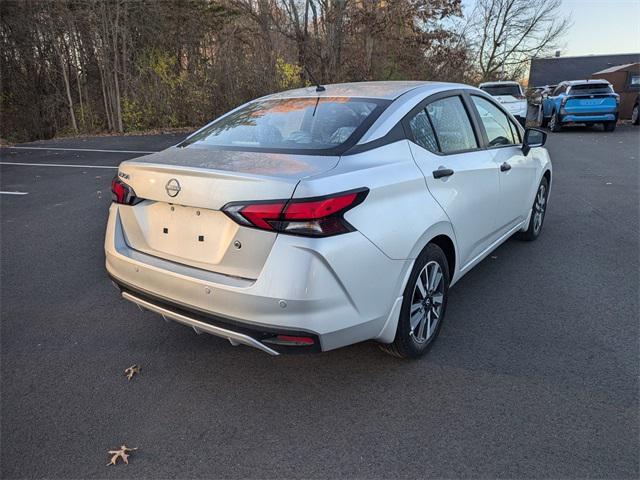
304,65 -> 326,92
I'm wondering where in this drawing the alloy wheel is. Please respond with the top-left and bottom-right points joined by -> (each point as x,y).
632,105 -> 639,125
533,183 -> 547,234
409,261 -> 445,343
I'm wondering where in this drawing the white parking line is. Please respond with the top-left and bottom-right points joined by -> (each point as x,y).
4,146 -> 156,154
0,162 -> 118,169
0,191 -> 29,195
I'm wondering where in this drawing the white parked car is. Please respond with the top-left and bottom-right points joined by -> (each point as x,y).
106,81 -> 551,358
479,81 -> 528,126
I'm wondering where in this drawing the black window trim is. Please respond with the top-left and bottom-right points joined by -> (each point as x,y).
345,87 -> 527,157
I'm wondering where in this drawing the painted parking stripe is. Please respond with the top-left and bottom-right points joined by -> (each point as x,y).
0,191 -> 29,195
0,162 -> 117,169
4,146 -> 157,154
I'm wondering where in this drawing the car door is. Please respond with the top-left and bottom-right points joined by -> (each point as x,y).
469,94 -> 538,233
404,92 -> 501,268
543,84 -> 564,117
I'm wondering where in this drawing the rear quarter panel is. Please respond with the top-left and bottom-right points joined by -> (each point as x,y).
293,140 -> 454,261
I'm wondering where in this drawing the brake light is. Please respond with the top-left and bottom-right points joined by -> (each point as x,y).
222,188 -> 368,237
111,177 -> 142,205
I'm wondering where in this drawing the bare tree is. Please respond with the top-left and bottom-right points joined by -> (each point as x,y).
467,0 -> 570,82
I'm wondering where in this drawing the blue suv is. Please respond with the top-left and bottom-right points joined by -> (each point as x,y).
541,80 -> 619,132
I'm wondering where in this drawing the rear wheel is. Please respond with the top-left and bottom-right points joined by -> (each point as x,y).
603,121 -> 616,132
518,177 -> 549,241
632,104 -> 639,125
549,111 -> 562,132
379,244 -> 449,358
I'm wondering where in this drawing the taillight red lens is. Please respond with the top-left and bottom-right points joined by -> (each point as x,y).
111,177 -> 142,205
222,189 -> 368,237
238,202 -> 284,230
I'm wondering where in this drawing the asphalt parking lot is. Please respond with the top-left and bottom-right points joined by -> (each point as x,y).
1,125 -> 639,479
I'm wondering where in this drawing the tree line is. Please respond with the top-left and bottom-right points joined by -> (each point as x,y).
0,0 -> 567,143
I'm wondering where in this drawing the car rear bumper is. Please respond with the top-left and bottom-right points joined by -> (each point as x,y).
105,205 -> 409,353
561,113 -> 617,123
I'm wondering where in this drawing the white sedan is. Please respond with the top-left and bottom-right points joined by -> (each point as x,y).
106,81 -> 551,358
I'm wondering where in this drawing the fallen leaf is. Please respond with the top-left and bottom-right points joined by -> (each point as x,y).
107,445 -> 138,466
124,364 -> 141,381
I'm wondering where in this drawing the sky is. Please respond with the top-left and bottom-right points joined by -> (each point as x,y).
462,0 -> 640,57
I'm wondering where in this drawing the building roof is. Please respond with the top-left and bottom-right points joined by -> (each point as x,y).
592,62 -> 640,75
529,53 -> 640,87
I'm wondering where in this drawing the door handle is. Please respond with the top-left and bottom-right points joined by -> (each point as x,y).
433,168 -> 454,179
500,162 -> 512,172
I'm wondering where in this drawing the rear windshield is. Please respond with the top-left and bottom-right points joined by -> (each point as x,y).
479,85 -> 522,97
179,97 -> 388,154
569,84 -> 614,95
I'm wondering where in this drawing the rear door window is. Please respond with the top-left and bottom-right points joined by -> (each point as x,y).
425,96 -> 478,153
408,110 -> 439,153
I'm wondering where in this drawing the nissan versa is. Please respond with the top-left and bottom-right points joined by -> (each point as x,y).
106,81 -> 552,358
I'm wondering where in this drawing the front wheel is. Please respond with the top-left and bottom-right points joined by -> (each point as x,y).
632,104 -> 639,125
549,112 -> 562,132
518,177 -> 549,241
379,244 -> 449,358
603,121 -> 616,132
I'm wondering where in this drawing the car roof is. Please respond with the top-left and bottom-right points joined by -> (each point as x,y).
260,81 -> 465,101
478,81 -> 521,87
562,79 -> 611,86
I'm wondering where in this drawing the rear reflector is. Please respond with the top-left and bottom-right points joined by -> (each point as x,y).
264,335 -> 316,346
222,188 -> 368,237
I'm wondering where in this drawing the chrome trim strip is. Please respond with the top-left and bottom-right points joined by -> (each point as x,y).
122,292 -> 280,356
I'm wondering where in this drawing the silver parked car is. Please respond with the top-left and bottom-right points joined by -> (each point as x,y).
106,81 -> 552,358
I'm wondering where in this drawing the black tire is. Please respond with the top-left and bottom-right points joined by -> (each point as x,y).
632,104 -> 639,125
517,176 -> 549,241
379,244 -> 450,358
549,111 -> 562,132
540,115 -> 549,128
603,121 -> 616,132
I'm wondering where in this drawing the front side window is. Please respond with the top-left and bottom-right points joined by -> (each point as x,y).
471,96 -> 517,147
408,109 -> 439,153
425,96 -> 477,153
180,97 -> 387,153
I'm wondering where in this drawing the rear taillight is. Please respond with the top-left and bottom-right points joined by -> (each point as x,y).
222,188 -> 368,237
111,177 -> 142,205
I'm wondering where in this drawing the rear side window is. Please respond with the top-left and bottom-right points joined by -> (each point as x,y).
408,110 -> 439,153
471,96 -> 518,147
425,96 -> 477,153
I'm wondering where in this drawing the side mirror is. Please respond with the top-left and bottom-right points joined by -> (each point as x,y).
522,128 -> 547,156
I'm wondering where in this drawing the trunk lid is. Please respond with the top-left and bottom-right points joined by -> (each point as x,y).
116,146 -> 338,279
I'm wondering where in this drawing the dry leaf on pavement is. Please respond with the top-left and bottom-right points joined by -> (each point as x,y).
106,445 -> 138,466
124,364 -> 141,381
